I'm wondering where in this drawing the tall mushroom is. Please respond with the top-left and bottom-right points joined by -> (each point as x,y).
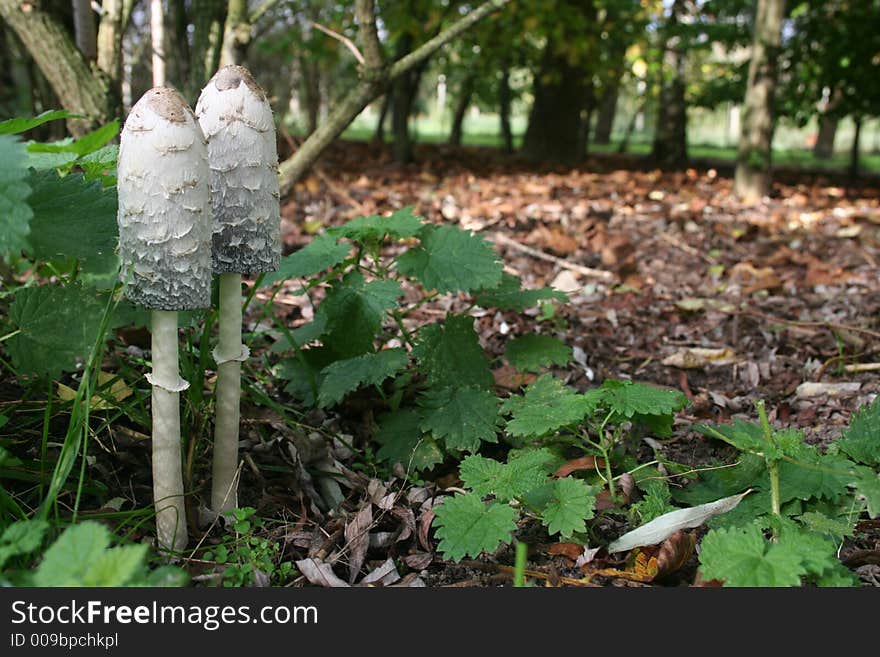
196,66 -> 281,516
117,87 -> 213,552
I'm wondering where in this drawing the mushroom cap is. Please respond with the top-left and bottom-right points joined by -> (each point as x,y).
196,65 -> 281,275
117,87 -> 212,311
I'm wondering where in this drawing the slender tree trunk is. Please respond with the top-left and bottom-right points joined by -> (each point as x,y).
220,0 -> 249,67
618,98 -> 647,154
849,116 -> 862,179
498,60 -> 513,153
391,32 -> 419,164
594,80 -> 620,145
813,115 -> 838,160
151,0 -> 166,86
189,0 -> 226,98
652,0 -> 688,166
734,0 -> 786,203
448,72 -> 475,146
0,0 -> 111,135
71,0 -> 97,61
300,57 -> 321,136
167,0 -> 190,90
373,92 -> 390,144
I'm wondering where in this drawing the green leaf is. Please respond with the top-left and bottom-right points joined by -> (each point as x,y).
698,523 -> 807,587
505,334 -> 572,372
0,134 -> 33,259
673,453 -> 766,506
7,283 -> 105,377
796,512 -> 855,540
598,379 -> 688,419
374,409 -> 444,471
0,520 -> 49,570
412,314 -> 493,390
542,477 -> 597,538
777,523 -> 855,586
0,110 -> 75,135
418,386 -> 499,452
31,522 -> 148,586
777,451 -> 855,504
262,234 -> 352,285
396,224 -> 502,293
317,271 -> 401,358
330,206 -> 423,241
474,273 -> 568,311
277,347 -> 335,406
459,450 -> 556,502
26,169 -> 118,275
432,494 -> 517,562
502,375 -> 591,438
838,396 -> 880,466
852,467 -> 880,518
317,348 -> 408,407
693,420 -> 769,454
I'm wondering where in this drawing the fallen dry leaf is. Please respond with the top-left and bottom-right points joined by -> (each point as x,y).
662,347 -> 737,369
554,456 -> 605,478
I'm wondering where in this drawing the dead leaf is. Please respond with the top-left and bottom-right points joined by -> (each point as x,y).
554,456 -> 605,478
295,558 -> 350,587
655,530 -> 696,578
547,542 -> 586,561
344,504 -> 373,583
795,382 -> 861,399
359,559 -> 399,586
662,347 -> 737,369
403,552 -> 433,570
57,371 -> 132,410
493,365 -> 538,390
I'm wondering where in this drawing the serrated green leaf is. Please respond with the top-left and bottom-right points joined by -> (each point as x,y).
542,478 -> 597,538
7,284 -> 105,377
796,512 -> 855,540
277,347 -> 335,406
598,379 -> 688,419
432,494 -> 517,562
0,134 -> 32,258
317,348 -> 408,407
374,409 -> 444,471
852,467 -> 880,518
459,450 -> 555,502
418,386 -> 499,452
26,169 -> 118,275
318,271 -> 401,357
474,273 -> 568,311
0,110 -> 75,135
0,520 -> 49,570
777,523 -> 854,586
502,375 -> 591,438
778,451 -> 855,504
412,314 -> 493,390
396,224 -> 502,294
699,523 -> 807,587
838,397 -> 880,467
693,420 -> 768,454
330,206 -> 423,241
673,453 -> 766,506
505,334 -> 572,372
262,234 -> 352,286
82,544 -> 149,586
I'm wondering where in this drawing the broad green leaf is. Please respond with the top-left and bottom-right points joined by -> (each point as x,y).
32,522 -> 109,586
0,520 -> 49,570
542,477 -> 597,538
26,169 -> 118,275
25,121 -> 118,158
262,233 -> 352,285
396,224 -> 502,293
796,512 -> 855,540
630,479 -> 677,524
502,375 -> 591,438
7,283 -> 105,377
838,396 -> 880,466
692,420 -> 768,454
0,134 -> 32,258
777,523 -> 856,586
317,348 -> 408,407
852,467 -> 880,518
412,314 -> 493,390
505,334 -> 572,372
330,206 -> 423,241
276,347 -> 335,406
318,271 -> 401,357
673,453 -> 766,506
23,150 -> 78,170
698,523 -> 807,587
459,450 -> 555,502
82,544 -> 150,586
418,386 -> 499,452
778,451 -> 855,504
374,409 -> 444,471
432,494 -> 517,562
474,273 -> 568,311
0,110 -> 75,135
598,379 -> 688,419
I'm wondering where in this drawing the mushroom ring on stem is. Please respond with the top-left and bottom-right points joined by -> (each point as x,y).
196,65 -> 281,516
117,87 -> 213,553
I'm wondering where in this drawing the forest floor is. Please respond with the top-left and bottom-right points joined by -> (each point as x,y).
237,140 -> 879,587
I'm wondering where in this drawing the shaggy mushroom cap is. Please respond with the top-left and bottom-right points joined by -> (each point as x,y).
117,87 -> 213,310
196,65 -> 281,275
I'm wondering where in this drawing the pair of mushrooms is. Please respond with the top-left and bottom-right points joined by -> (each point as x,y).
116,66 -> 280,552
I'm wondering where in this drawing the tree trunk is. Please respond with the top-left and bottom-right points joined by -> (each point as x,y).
651,0 -> 688,167
188,0 -> 226,98
448,72 -> 475,146
150,0 -> 166,86
71,0 -> 97,61
813,115 -> 837,160
522,41 -> 589,164
390,32 -> 421,164
166,0 -> 190,90
734,0 -> 786,203
0,0 -> 111,135
849,116 -> 862,179
594,80 -> 619,145
220,0 -> 249,67
498,61 -> 513,153
300,56 -> 321,136
373,92 -> 390,144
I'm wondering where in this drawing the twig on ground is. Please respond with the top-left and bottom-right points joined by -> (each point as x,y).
488,232 -> 616,282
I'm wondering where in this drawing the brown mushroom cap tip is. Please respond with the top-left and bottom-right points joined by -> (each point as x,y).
141,86 -> 193,124
212,65 -> 267,100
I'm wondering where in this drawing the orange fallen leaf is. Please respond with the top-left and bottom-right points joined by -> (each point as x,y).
554,456 -> 605,478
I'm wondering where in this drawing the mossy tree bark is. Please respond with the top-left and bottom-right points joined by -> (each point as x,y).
734,0 -> 786,203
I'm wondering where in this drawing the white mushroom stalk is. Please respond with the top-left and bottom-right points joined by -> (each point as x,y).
196,65 -> 280,516
117,87 -> 212,553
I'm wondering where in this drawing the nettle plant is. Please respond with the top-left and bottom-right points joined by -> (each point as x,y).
263,207 -> 690,561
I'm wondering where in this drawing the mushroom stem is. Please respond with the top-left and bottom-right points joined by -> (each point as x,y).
150,309 -> 188,553
211,272 -> 243,514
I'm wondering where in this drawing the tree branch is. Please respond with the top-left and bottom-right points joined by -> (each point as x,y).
311,20 -> 365,66
354,0 -> 384,69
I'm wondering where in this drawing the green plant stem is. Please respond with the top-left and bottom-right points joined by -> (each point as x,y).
150,309 -> 188,553
212,273 -> 243,516
513,541 -> 527,587
756,400 -> 781,518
